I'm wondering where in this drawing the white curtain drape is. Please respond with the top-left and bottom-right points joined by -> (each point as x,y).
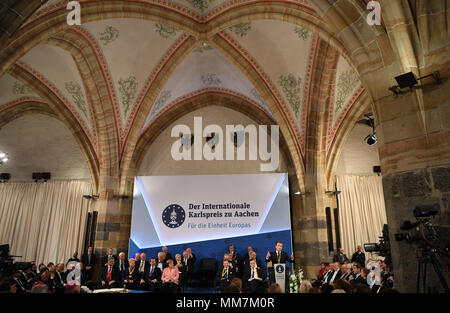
336,175 -> 387,258
0,180 -> 91,266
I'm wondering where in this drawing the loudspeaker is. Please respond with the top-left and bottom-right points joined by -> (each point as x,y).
32,172 -> 42,180
395,72 -> 418,89
373,166 -> 381,174
41,172 -> 51,180
0,173 -> 10,181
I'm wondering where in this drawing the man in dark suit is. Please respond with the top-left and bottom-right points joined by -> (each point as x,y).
244,259 -> 265,293
137,252 -> 148,277
117,252 -> 129,277
349,263 -> 367,290
182,250 -> 194,289
351,245 -> 366,267
265,241 -> 294,265
333,248 -> 350,265
53,263 -> 66,292
66,251 -> 80,268
10,270 -> 27,293
321,262 -> 342,293
156,252 -> 167,271
214,259 -> 235,293
243,251 -> 262,273
162,246 -> 172,262
242,246 -> 253,269
265,241 -> 294,292
81,246 -> 96,282
100,258 -> 120,288
122,259 -> 139,289
140,258 -> 162,292
102,248 -> 117,267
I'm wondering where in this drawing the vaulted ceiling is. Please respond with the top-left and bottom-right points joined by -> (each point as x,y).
0,0 -> 386,190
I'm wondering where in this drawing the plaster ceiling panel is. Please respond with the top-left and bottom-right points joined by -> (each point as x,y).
142,46 -> 273,130
224,19 -> 317,135
0,74 -> 41,108
82,18 -> 185,129
19,44 -> 95,136
331,55 -> 362,127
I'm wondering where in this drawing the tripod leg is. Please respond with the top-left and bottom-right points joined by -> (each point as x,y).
423,261 -> 427,293
429,254 -> 450,293
417,259 -> 422,293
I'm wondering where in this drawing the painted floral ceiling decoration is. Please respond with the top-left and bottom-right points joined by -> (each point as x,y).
1,0 -> 366,162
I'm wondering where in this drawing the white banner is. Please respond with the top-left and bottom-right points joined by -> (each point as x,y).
130,173 -> 290,247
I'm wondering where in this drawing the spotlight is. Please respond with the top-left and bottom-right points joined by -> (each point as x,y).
365,133 -> 377,146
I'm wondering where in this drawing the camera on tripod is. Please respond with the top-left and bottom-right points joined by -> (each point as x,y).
394,206 -> 439,244
364,224 -> 392,268
393,205 -> 449,293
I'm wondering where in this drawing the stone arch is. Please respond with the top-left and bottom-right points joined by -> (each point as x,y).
0,98 -> 99,190
129,90 -> 299,190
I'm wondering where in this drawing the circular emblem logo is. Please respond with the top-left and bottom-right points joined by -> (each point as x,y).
275,265 -> 284,273
162,204 -> 185,228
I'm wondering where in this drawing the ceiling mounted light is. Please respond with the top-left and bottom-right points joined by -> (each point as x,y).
0,151 -> 8,165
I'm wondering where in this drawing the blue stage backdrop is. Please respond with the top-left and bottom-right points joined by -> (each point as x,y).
129,173 -> 293,274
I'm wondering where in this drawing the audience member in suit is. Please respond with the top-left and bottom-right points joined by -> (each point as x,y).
117,252 -> 129,276
333,248 -> 350,265
242,246 -> 253,269
137,252 -> 149,276
102,248 -> 117,267
228,244 -> 241,277
66,251 -> 80,269
52,263 -> 66,292
161,259 -> 179,293
10,270 -> 28,293
141,258 -> 162,292
244,259 -> 265,293
100,258 -> 120,288
162,246 -> 172,263
182,250 -> 194,289
243,251 -> 262,273
122,259 -> 139,289
349,263 -> 367,290
81,246 -> 96,282
175,254 -> 186,290
339,263 -> 352,280
322,262 -> 342,293
215,259 -> 235,293
156,252 -> 167,271
22,264 -> 37,290
186,248 -> 196,264
351,245 -> 366,267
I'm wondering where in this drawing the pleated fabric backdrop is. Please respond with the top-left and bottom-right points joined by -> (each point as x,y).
0,180 -> 91,266
336,175 -> 388,259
